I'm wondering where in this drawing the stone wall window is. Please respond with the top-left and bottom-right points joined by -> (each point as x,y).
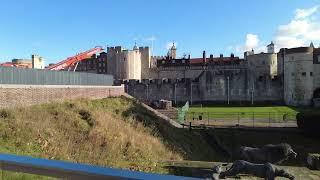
310,72 -> 313,76
302,72 -> 306,76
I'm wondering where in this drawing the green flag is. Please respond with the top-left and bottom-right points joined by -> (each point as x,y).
178,101 -> 189,123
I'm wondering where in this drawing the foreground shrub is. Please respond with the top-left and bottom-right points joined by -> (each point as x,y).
296,112 -> 320,137
307,153 -> 320,170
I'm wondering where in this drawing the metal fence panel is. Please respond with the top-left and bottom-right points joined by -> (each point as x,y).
182,111 -> 297,128
0,66 -> 113,86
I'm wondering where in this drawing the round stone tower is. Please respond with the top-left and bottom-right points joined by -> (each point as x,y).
284,46 -> 314,106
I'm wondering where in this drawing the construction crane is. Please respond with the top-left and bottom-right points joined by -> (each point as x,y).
46,46 -> 104,71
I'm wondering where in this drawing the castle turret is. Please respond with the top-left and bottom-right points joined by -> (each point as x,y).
133,42 -> 139,51
168,42 -> 177,59
267,41 -> 275,54
310,42 -> 315,48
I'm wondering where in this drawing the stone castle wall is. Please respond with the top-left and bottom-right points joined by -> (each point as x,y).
123,68 -> 283,105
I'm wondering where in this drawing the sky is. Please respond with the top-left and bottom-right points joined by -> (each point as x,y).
0,0 -> 320,65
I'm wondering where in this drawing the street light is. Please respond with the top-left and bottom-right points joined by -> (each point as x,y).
227,76 -> 230,105
251,80 -> 255,105
190,82 -> 193,105
174,83 -> 177,105
146,84 -> 149,101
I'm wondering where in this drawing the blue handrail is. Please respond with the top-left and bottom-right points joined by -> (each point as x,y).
0,153 -> 199,179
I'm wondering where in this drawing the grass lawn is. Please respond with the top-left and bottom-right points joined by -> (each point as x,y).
183,106 -> 313,122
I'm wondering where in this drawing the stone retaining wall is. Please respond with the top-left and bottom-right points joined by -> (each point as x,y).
0,84 -> 124,109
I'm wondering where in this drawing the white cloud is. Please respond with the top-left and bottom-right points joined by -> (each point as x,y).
145,36 -> 156,41
232,34 -> 266,54
244,34 -> 259,51
295,6 -> 319,19
274,5 -> 320,50
166,41 -> 177,50
229,5 -> 320,54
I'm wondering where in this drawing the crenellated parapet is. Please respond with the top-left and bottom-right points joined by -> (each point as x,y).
122,78 -> 200,86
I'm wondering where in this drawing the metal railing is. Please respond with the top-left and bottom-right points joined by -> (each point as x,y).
181,112 -> 297,128
0,153 -> 199,179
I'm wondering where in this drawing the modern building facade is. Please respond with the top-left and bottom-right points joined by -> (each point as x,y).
0,55 -> 45,69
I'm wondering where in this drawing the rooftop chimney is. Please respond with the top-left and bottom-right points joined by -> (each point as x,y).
210,54 -> 214,61
220,54 -> 223,58
231,53 -> 234,58
203,51 -> 206,64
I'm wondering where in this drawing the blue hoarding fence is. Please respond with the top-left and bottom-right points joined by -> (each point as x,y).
0,66 -> 113,86
0,153 -> 199,179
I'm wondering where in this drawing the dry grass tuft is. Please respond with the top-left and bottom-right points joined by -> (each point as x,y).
0,97 -> 185,174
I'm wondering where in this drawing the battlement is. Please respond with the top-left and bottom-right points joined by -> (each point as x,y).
138,46 -> 150,51
120,78 -> 199,86
107,46 -> 122,53
152,56 -> 167,60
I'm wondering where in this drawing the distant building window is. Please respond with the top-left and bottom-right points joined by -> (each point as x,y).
182,60 -> 185,63
172,60 -> 175,63
310,72 -> 313,76
302,72 -> 306,76
291,56 -> 294,61
292,73 -> 295,76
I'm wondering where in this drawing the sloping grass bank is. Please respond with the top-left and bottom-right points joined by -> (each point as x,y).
0,96 -> 220,178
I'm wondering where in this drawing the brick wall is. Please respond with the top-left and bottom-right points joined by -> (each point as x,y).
0,85 -> 124,109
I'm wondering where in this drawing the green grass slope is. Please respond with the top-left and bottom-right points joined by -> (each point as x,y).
0,96 -> 220,178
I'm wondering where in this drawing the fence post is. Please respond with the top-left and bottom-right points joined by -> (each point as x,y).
252,112 -> 255,127
189,122 -> 192,132
207,112 -> 209,126
238,112 -> 240,125
269,112 -> 271,128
